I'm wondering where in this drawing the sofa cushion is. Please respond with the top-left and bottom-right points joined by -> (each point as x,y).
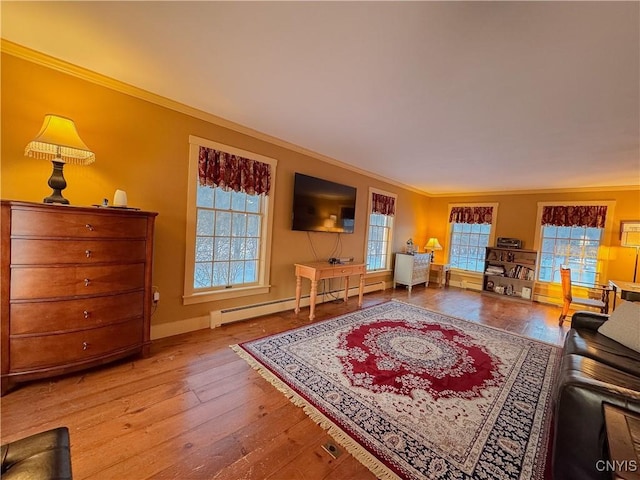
597,301 -> 640,353
563,326 -> 640,377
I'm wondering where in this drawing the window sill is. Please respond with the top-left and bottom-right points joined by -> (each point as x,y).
183,285 -> 270,305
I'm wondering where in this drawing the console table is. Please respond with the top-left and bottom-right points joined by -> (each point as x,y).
294,262 -> 366,320
609,279 -> 640,310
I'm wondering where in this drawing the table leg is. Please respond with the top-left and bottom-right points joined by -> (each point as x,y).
444,269 -> 451,288
309,280 -> 318,320
344,276 -> 349,303
294,275 -> 302,314
358,274 -> 364,307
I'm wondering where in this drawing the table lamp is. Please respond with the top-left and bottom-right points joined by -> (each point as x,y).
425,237 -> 442,261
24,114 -> 95,204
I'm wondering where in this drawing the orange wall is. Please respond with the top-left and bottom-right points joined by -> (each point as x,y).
2,50 -> 639,335
1,52 -> 427,331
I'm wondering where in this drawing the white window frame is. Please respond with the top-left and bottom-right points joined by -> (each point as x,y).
183,135 -> 277,305
534,201 -> 615,286
445,203 -> 499,274
365,187 -> 397,273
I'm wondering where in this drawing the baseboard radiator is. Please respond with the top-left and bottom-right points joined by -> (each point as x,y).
210,281 -> 386,328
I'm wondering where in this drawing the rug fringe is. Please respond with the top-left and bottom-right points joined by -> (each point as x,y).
230,344 -> 401,480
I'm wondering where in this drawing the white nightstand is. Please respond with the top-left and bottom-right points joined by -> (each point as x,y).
393,253 -> 431,292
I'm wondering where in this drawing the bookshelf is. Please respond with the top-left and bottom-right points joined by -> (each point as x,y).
483,247 -> 537,301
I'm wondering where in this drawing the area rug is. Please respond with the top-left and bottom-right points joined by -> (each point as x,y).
231,300 -> 560,479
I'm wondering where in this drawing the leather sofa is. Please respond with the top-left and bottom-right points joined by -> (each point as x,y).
1,427 -> 72,479
552,310 -> 640,480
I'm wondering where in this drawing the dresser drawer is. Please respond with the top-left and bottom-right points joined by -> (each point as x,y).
318,265 -> 364,279
10,292 -> 144,334
412,254 -> 431,267
11,209 -> 148,239
9,320 -> 144,371
412,266 -> 429,282
11,264 -> 145,300
11,239 -> 147,265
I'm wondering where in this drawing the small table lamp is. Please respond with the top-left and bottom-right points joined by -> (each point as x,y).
24,114 -> 95,204
425,237 -> 442,261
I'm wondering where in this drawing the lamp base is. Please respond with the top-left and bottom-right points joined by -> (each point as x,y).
43,160 -> 69,205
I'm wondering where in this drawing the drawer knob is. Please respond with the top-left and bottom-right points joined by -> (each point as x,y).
85,224 -> 94,231
85,250 -> 92,258
84,278 -> 91,287
82,342 -> 89,350
83,310 -> 90,319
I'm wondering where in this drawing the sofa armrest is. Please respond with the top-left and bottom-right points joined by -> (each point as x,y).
553,355 -> 640,480
570,310 -> 610,331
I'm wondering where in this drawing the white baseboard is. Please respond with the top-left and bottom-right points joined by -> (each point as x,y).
210,281 -> 386,328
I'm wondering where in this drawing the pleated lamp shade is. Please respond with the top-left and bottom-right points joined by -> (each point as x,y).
25,114 -> 95,165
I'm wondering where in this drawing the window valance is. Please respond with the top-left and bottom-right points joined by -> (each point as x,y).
371,192 -> 396,216
198,146 -> 271,196
541,205 -> 607,228
449,206 -> 493,224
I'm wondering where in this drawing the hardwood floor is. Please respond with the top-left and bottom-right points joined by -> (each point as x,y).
1,285 -> 569,479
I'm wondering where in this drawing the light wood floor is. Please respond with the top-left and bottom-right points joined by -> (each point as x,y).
1,285 -> 570,479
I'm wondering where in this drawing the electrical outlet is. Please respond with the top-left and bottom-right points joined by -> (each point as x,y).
153,291 -> 160,302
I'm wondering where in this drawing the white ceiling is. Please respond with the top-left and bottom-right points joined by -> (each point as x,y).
2,1 -> 639,195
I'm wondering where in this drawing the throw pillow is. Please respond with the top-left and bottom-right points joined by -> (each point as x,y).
597,301 -> 640,352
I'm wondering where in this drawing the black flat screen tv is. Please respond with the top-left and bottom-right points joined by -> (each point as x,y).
292,173 -> 356,233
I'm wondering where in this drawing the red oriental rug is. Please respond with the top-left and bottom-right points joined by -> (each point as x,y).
232,301 -> 560,480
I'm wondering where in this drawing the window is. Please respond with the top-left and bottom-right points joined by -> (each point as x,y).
449,223 -> 492,272
184,136 -> 277,304
366,189 -> 396,272
538,225 -> 602,285
447,204 -> 498,273
535,202 -> 614,287
194,186 -> 262,288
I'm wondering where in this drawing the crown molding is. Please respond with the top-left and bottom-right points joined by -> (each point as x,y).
427,184 -> 640,198
1,39 -> 425,196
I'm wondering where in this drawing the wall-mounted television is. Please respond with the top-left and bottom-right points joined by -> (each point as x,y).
292,173 -> 357,233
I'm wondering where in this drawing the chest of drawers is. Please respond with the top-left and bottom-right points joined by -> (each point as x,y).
393,252 -> 432,292
1,200 -> 157,395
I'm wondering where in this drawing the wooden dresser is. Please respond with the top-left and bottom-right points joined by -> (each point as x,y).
0,200 -> 157,395
393,252 -> 432,292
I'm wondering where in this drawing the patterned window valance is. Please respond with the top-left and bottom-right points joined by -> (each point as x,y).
541,205 -> 607,228
449,206 -> 493,224
371,192 -> 396,216
198,146 -> 272,196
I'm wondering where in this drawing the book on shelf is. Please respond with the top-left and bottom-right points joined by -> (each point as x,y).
506,265 -> 534,280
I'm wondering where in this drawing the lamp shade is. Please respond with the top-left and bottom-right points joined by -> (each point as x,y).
425,237 -> 443,251
25,114 -> 95,165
